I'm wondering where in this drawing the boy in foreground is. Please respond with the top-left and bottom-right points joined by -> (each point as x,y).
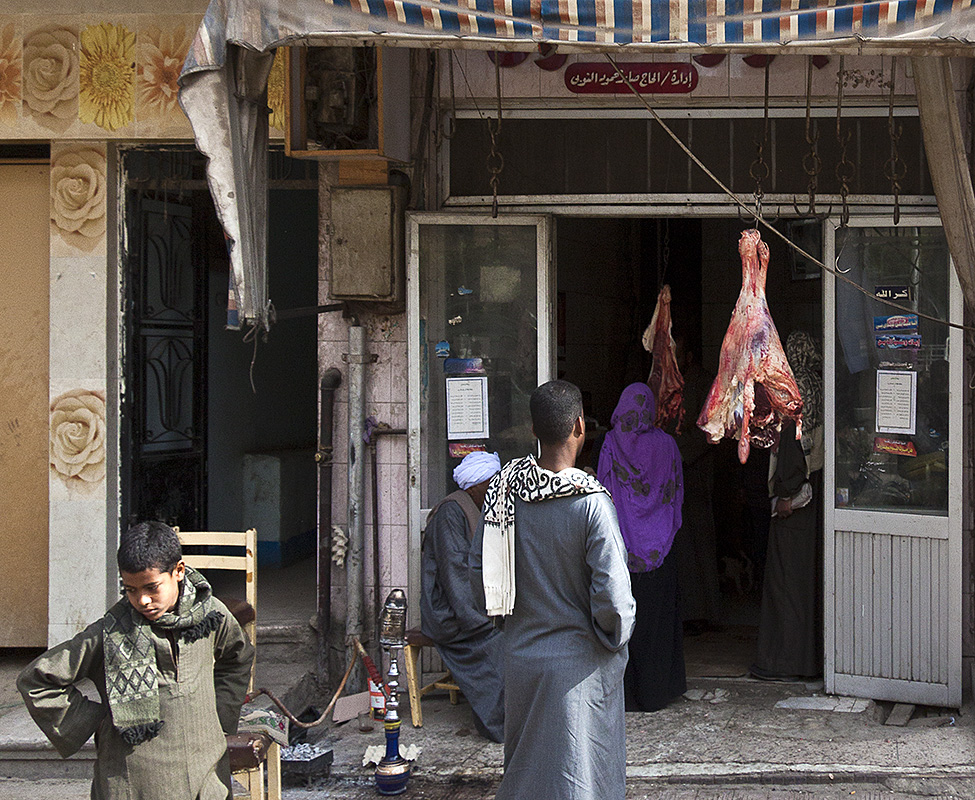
18,521 -> 254,800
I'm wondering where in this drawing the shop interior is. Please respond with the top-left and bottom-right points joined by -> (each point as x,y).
557,216 -> 823,678
121,148 -> 320,629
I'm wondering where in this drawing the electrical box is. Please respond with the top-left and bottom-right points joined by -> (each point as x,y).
285,46 -> 410,162
329,185 -> 406,308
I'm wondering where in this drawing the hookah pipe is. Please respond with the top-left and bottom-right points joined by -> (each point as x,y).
375,589 -> 411,796
244,637 -> 387,729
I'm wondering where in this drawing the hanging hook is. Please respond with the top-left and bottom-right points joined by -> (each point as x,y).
793,56 -> 833,220
834,57 -> 855,228
486,54 -> 504,218
883,57 -> 907,226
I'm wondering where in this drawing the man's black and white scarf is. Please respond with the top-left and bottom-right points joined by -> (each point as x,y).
482,455 -> 607,616
103,566 -> 223,745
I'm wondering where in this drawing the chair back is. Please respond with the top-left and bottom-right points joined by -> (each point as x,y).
175,528 -> 258,690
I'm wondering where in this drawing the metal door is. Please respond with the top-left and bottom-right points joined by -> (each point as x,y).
406,214 -> 555,624
123,190 -> 207,531
824,218 -> 962,706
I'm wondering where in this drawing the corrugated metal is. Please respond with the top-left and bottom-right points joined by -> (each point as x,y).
834,530 -> 949,685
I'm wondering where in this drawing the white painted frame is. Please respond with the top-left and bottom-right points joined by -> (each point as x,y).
823,215 -> 963,707
406,213 -> 555,626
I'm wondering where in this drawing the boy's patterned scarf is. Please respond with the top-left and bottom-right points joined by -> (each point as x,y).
481,454 -> 607,617
103,566 -> 223,745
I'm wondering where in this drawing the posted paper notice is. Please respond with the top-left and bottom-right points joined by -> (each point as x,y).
446,376 -> 489,440
875,370 -> 917,435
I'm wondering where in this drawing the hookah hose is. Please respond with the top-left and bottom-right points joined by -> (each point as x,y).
244,637 -> 388,729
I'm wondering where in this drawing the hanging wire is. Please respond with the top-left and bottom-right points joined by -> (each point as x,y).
486,54 -> 504,218
884,57 -> 908,226
441,52 -> 458,141
602,53 -> 975,334
834,56 -> 855,227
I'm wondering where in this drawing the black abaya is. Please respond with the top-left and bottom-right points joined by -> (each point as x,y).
624,551 -> 686,711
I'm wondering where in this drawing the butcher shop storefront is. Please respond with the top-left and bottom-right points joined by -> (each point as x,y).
180,2 -> 974,704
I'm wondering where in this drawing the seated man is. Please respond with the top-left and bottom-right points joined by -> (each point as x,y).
420,451 -> 504,742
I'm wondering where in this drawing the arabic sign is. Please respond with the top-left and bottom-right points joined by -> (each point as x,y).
874,314 -> 918,332
565,63 -> 698,94
875,285 -> 915,302
876,334 -> 922,350
874,437 -> 917,457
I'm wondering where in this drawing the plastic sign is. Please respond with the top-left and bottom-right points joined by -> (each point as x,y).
565,63 -> 699,94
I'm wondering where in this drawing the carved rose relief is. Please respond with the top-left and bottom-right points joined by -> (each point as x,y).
50,389 -> 107,493
22,25 -> 79,131
0,22 -> 23,126
50,145 -> 107,251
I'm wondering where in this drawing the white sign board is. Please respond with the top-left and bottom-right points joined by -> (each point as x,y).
446,377 -> 490,440
875,369 -> 917,435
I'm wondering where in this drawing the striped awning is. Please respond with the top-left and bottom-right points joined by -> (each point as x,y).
183,0 -> 975,78
178,0 -> 975,330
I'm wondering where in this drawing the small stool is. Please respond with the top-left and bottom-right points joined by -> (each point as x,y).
402,629 -> 462,728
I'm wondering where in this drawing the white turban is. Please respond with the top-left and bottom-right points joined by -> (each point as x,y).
453,451 -> 501,490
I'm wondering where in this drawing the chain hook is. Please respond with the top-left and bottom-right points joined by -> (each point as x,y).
883,57 -> 907,226
486,54 -> 504,218
834,57 -> 855,227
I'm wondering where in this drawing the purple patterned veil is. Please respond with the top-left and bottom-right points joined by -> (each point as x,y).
597,383 -> 684,572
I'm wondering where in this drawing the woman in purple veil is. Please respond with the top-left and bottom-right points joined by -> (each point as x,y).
598,382 -> 686,711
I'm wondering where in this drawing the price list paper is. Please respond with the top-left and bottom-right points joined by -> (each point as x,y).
446,376 -> 490,440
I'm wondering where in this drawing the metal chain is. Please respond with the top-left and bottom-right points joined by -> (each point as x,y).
834,56 -> 855,227
884,57 -> 907,226
748,60 -> 772,219
800,57 -> 823,215
486,54 -> 504,218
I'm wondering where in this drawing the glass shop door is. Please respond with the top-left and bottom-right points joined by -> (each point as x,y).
406,214 -> 555,624
824,218 -> 963,706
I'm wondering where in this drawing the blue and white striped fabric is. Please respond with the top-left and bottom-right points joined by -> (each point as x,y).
181,0 -> 975,77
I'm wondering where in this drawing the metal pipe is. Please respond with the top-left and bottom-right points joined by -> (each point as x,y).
366,427 -> 408,665
316,368 -> 342,684
369,441 -> 382,665
345,325 -> 369,693
367,427 -> 407,664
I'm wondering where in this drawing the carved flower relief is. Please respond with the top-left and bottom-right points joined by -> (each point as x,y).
50,146 -> 107,252
50,389 -> 107,492
267,49 -> 285,131
137,24 -> 191,120
22,25 -> 79,131
79,22 -> 134,132
0,22 -> 23,126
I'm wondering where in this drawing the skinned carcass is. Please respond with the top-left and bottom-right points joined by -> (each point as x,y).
697,229 -> 803,463
642,284 -> 685,432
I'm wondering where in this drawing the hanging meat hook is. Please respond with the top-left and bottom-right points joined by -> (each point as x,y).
741,60 -> 781,224
486,54 -> 504,219
883,57 -> 907,225
793,56 -> 832,220
834,57 -> 855,227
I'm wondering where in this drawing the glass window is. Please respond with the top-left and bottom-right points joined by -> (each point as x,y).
833,225 -> 950,515
419,223 -> 539,507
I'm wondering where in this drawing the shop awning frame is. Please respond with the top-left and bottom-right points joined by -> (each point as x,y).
179,0 -> 975,329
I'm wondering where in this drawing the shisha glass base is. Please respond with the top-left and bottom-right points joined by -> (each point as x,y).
375,590 -> 411,795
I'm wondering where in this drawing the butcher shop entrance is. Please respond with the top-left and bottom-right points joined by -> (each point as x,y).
558,215 -> 824,681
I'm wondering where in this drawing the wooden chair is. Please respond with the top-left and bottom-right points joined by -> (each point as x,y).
176,528 -> 281,800
402,629 -> 462,728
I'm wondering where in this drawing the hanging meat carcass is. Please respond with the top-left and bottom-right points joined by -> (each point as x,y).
697,229 -> 803,463
642,284 -> 685,432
